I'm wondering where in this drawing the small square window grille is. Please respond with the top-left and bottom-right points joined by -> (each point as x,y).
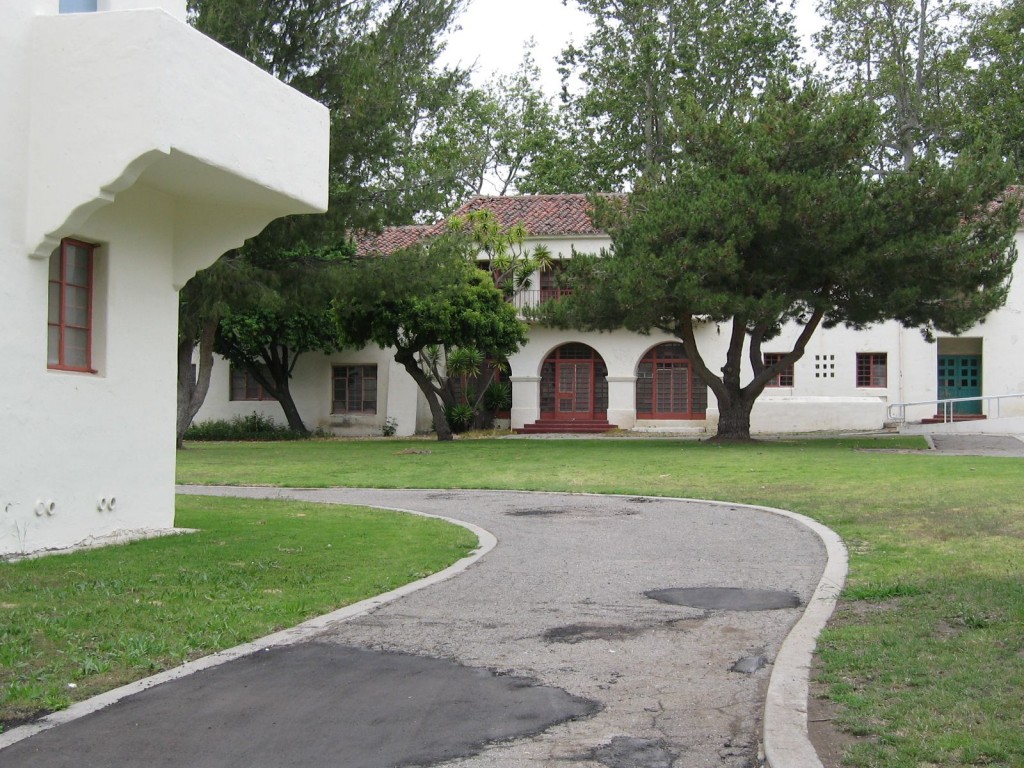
814,354 -> 835,379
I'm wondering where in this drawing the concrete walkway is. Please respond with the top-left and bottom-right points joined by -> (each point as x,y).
1,488 -> 842,768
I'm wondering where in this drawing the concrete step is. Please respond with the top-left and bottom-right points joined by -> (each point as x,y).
515,419 -> 616,434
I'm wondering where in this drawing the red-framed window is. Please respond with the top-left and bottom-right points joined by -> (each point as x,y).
332,365 -> 377,414
763,353 -> 795,387
856,353 -> 887,388
229,366 -> 276,401
47,238 -> 94,372
635,343 -> 707,419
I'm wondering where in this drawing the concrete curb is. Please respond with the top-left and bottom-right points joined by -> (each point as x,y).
0,504 -> 497,752
754,505 -> 847,768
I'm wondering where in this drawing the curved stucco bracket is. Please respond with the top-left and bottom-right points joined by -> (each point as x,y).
170,201 -> 283,290
28,148 -> 169,259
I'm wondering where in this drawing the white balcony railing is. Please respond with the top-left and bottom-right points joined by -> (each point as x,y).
509,287 -> 572,313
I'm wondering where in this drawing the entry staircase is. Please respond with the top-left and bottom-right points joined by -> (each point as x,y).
515,418 -> 617,435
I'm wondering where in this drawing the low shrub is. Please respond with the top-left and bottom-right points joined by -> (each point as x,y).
185,412 -> 310,441
444,403 -> 476,434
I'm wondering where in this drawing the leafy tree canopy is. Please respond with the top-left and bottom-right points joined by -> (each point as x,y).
958,0 -> 1024,177
814,0 -> 981,172
540,78 -> 1020,439
524,0 -> 799,192
333,232 -> 527,440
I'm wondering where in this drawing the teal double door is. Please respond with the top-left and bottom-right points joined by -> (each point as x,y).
937,355 -> 982,414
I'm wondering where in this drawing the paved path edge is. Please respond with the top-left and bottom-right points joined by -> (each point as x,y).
751,504 -> 848,768
0,502 -> 497,752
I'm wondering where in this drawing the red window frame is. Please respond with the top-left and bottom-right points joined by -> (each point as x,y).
856,353 -> 887,388
47,238 -> 95,372
634,342 -> 707,419
763,353 -> 795,387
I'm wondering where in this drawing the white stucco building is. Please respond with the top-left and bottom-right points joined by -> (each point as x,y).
195,195 -> 1024,438
1,0 -> 328,557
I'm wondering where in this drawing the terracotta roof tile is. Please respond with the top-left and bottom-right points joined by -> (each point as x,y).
449,194 -> 615,236
352,195 -> 616,256
352,225 -> 435,256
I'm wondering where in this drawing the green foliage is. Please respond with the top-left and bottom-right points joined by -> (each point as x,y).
403,46 -> 560,215
179,0 -> 473,438
814,0 -> 973,171
210,246 -> 350,435
541,78 -> 1019,439
333,231 -> 527,440
523,0 -> 799,192
959,0 -> 1024,176
0,495 -> 476,725
443,403 -> 475,434
483,381 -> 512,413
188,0 -> 466,233
184,412 -> 314,441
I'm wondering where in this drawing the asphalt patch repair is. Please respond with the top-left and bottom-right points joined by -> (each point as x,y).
645,587 -> 801,611
1,642 -> 599,768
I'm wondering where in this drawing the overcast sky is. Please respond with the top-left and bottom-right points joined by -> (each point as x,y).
441,0 -> 825,92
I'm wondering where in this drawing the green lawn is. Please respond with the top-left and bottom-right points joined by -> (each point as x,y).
175,436 -> 1024,768
0,495 -> 476,728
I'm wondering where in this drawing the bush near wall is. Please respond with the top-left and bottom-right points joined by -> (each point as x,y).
185,412 -> 315,441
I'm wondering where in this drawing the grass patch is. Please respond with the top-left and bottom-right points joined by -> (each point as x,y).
0,495 -> 476,729
176,436 -> 1024,767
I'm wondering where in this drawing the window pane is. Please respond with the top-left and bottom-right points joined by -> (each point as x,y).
49,250 -> 61,280
47,326 -> 60,366
65,328 -> 89,368
64,285 -> 89,326
48,282 -> 61,324
65,246 -> 90,286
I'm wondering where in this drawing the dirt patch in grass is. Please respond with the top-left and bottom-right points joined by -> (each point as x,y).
808,677 -> 868,767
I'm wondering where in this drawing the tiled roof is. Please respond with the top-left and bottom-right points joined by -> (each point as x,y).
450,194 -> 615,236
352,194 -> 614,256
352,225 -> 435,256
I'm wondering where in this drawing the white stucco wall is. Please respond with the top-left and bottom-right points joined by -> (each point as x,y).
194,349 -> 433,438
1,2 -> 327,557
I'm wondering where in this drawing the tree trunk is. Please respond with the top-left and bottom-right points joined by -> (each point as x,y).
176,320 -> 217,449
276,389 -> 309,435
713,393 -> 756,441
248,348 -> 309,436
395,350 -> 453,441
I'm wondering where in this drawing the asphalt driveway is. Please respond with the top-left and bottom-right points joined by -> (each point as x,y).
1,488 -> 832,768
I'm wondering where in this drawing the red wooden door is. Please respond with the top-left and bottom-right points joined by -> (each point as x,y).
556,361 -> 594,419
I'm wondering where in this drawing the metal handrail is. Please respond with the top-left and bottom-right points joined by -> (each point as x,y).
887,392 -> 1024,424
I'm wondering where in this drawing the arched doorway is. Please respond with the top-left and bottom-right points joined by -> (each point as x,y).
540,343 -> 608,421
636,343 -> 707,419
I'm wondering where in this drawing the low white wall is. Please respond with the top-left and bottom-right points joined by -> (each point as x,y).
743,396 -> 888,434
